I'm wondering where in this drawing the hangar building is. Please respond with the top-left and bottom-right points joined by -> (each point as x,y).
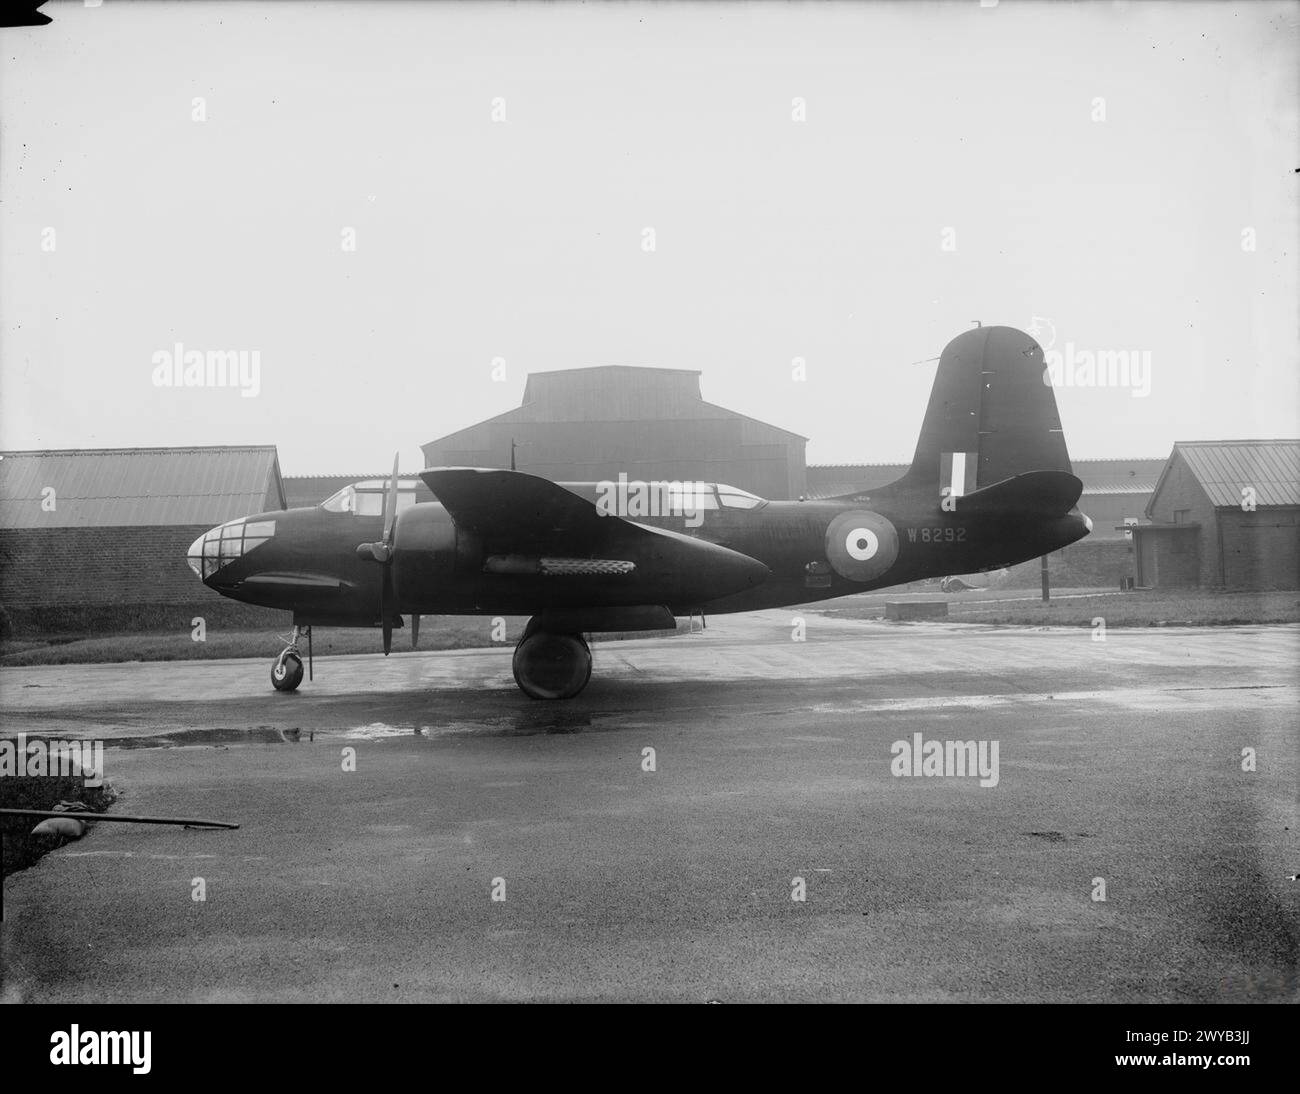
420,366 -> 808,501
1131,440 -> 1300,589
0,446 -> 285,631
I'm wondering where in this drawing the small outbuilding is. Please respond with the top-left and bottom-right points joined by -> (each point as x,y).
1133,440 -> 1299,589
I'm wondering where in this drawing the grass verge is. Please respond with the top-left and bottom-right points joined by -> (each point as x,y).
0,616 -> 690,667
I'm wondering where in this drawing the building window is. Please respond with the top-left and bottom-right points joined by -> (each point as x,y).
1173,509 -> 1191,524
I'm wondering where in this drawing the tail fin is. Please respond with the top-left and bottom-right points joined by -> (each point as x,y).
896,324 -> 1072,498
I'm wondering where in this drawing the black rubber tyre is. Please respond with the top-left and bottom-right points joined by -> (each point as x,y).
512,632 -> 592,700
272,652 -> 304,692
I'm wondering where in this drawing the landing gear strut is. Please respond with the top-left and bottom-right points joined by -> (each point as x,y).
512,625 -> 592,700
272,624 -> 312,692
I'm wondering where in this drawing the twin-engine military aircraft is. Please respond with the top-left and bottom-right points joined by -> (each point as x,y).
187,325 -> 1091,699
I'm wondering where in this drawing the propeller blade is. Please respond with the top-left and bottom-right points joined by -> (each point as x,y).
411,613 -> 420,649
379,453 -> 400,656
382,451 -> 400,548
382,569 -> 394,656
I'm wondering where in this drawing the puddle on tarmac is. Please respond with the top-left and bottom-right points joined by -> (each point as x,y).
346,722 -> 421,741
39,712 -> 617,751
75,726 -> 314,750
347,711 -> 600,739
507,710 -> 594,736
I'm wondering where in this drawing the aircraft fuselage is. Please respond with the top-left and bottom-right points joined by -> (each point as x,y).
201,486 -> 1090,624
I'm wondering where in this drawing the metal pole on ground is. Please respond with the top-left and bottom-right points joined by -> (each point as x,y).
1041,554 -> 1050,603
0,809 -> 239,829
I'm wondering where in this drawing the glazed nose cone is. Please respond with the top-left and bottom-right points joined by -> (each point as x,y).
186,530 -> 210,580
185,517 -> 278,583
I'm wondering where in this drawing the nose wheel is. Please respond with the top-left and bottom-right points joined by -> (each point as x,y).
272,651 -> 304,691
271,625 -> 312,692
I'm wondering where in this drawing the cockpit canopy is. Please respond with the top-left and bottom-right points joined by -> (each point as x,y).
602,481 -> 767,512
708,484 -> 767,510
320,479 -> 424,517
318,477 -> 766,517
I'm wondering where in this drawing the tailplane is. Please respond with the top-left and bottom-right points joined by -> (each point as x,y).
954,468 -> 1082,517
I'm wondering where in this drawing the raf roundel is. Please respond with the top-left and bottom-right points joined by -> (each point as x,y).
824,510 -> 899,582
846,527 -> 878,561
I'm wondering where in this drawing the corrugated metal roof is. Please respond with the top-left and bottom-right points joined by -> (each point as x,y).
0,446 -> 284,528
1069,457 -> 1166,492
1081,483 -> 1154,496
1168,440 -> 1300,508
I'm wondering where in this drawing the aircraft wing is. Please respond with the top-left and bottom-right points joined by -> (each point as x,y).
421,466 -> 756,558
420,467 -> 770,599
421,467 -> 617,553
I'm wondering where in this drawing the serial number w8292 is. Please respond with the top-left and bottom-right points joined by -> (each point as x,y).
907,526 -> 967,544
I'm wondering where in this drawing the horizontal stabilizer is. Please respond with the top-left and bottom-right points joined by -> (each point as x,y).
954,470 -> 1083,516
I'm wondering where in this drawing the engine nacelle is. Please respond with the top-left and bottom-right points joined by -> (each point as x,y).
390,503 -> 482,610
823,509 -> 900,583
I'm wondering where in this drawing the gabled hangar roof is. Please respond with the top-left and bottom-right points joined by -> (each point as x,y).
0,446 -> 284,528
1151,440 -> 1300,511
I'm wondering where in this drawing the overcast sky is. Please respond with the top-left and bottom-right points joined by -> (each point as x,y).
1,0 -> 1296,476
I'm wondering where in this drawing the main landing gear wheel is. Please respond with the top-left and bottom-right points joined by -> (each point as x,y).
272,652 -> 304,692
512,631 -> 592,700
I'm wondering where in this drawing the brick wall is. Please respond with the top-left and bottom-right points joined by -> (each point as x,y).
0,525 -> 219,608
1218,508 -> 1300,589
994,539 -> 1137,589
